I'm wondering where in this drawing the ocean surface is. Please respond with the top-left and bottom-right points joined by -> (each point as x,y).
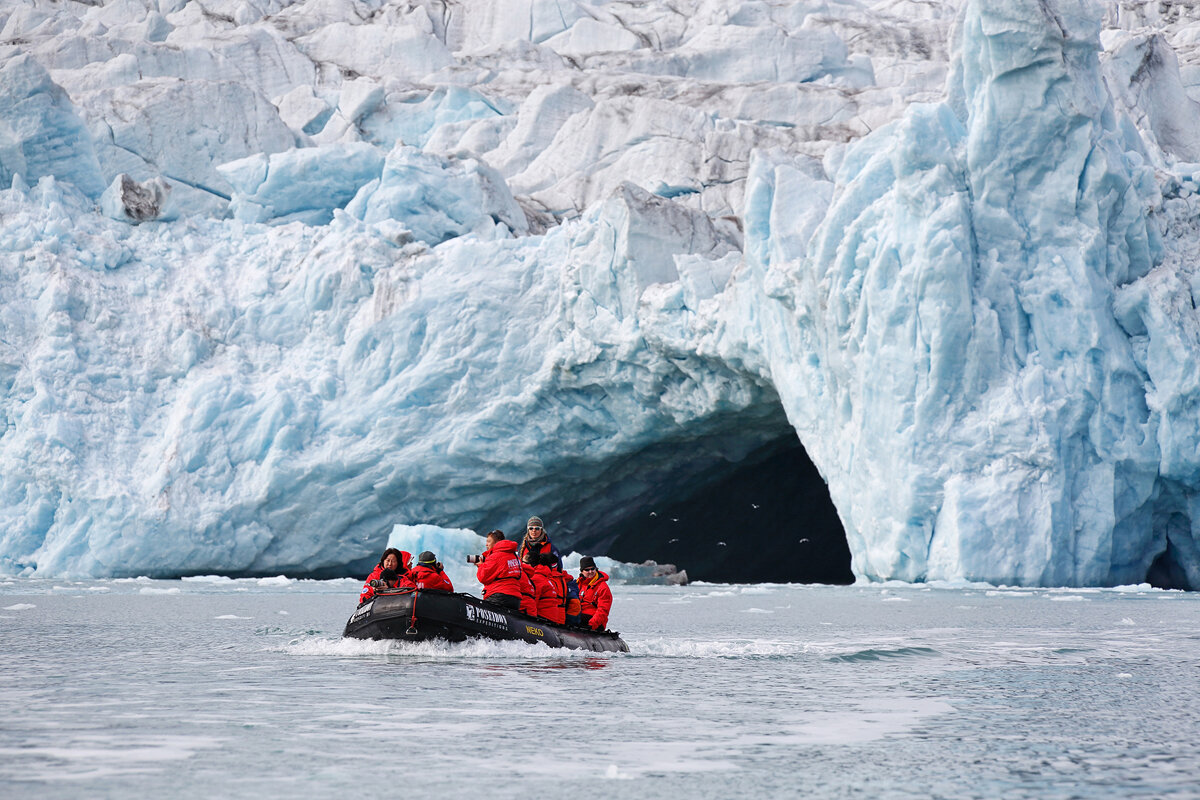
2,578 -> 1198,799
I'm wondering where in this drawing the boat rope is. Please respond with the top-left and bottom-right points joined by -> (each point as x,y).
406,588 -> 419,636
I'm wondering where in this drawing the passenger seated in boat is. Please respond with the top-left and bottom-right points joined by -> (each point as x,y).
542,554 -> 579,625
401,550 -> 454,592
576,556 -> 612,631
521,548 -> 554,620
476,530 -> 525,610
563,569 -> 583,626
518,516 -> 563,570
533,551 -> 566,625
516,548 -> 539,616
359,548 -> 411,603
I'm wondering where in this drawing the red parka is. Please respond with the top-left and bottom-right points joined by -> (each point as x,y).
401,564 -> 454,592
533,564 -> 565,624
577,569 -> 613,630
358,551 -> 412,603
476,540 -> 523,601
518,563 -> 539,616
518,533 -> 563,570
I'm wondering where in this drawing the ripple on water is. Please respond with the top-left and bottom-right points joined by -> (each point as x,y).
827,646 -> 941,663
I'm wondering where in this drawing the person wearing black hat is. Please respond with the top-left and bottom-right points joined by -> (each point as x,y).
401,550 -> 454,592
518,515 -> 563,570
576,555 -> 612,630
359,547 -> 411,603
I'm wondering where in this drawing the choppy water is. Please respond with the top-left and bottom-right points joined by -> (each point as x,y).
2,578 -> 1198,799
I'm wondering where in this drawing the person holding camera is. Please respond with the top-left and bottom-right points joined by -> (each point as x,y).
358,548 -> 411,604
517,516 -> 563,570
576,556 -> 612,631
473,530 -> 524,610
401,550 -> 454,592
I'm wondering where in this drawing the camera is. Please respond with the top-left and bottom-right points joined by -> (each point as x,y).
466,554 -> 483,564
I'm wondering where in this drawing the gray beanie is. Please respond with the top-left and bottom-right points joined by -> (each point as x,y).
527,516 -> 544,528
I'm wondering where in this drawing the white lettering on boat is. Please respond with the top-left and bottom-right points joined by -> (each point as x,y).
465,604 -> 508,629
350,600 -> 374,622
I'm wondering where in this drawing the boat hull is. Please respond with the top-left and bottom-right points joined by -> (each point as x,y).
342,589 -> 629,653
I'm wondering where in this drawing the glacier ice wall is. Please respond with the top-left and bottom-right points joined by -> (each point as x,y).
2,0 -> 1200,586
738,0 -> 1176,586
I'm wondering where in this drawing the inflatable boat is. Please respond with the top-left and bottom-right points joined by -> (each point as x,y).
343,587 -> 629,653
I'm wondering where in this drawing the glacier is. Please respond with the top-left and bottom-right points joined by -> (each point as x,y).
2,0 -> 1200,588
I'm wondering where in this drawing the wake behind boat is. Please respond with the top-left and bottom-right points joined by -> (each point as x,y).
343,587 -> 630,652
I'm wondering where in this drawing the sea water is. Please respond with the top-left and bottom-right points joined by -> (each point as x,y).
1,579 -> 1198,799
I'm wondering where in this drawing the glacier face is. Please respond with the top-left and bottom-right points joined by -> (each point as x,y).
2,0 -> 1200,587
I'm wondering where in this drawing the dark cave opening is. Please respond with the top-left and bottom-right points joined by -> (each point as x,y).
1146,541 -> 1193,591
576,438 -> 853,584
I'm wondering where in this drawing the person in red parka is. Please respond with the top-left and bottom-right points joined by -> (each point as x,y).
476,530 -> 524,610
359,548 -> 411,603
576,555 -> 612,630
517,516 -> 563,570
517,548 -> 540,616
401,550 -> 454,592
533,551 -> 565,624
543,555 -> 576,626
521,548 -> 555,620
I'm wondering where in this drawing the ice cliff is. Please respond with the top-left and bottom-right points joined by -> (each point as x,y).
2,0 -> 1200,587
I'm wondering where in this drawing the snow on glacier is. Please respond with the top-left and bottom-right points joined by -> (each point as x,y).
2,0 -> 1200,587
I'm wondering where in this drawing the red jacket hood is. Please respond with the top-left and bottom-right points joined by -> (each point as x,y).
490,539 -> 519,556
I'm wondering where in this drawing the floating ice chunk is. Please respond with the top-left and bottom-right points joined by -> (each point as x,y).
3,603 -> 35,611
385,524 -> 488,589
603,764 -> 633,780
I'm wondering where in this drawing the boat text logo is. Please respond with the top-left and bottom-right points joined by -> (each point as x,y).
465,604 -> 507,629
350,600 -> 374,622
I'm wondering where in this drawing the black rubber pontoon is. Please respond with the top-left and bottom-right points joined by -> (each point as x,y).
343,588 -> 629,653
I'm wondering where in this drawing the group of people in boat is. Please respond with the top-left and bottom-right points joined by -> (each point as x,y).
358,516 -> 613,631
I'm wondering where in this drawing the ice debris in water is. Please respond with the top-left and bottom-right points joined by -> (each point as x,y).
1,0 -> 1200,591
